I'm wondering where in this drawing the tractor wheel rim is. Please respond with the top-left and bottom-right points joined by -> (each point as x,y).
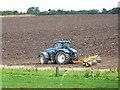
58,54 -> 65,63
40,56 -> 44,63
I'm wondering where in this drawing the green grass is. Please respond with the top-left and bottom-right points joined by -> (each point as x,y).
2,68 -> 119,88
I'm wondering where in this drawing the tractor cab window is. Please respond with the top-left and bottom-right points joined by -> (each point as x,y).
54,43 -> 62,49
63,42 -> 70,49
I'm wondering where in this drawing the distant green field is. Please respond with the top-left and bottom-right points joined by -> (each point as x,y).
2,68 -> 119,88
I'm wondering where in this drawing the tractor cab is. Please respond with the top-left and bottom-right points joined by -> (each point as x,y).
54,41 -> 70,49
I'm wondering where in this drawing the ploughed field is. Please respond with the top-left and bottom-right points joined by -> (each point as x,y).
2,15 -> 118,68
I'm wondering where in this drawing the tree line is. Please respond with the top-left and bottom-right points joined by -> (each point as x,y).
0,7 -> 120,15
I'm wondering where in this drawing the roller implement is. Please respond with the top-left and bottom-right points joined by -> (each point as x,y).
80,55 -> 101,67
72,55 -> 101,67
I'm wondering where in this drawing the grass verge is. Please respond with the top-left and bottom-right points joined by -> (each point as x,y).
2,68 -> 119,88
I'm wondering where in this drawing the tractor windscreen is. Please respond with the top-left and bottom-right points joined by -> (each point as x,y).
63,42 -> 70,49
54,43 -> 62,49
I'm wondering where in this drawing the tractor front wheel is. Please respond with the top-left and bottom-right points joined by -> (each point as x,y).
55,51 -> 70,64
38,53 -> 48,64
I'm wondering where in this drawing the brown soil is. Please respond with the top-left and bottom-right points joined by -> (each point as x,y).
2,14 -> 118,68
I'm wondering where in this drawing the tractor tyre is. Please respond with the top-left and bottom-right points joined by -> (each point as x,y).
38,53 -> 48,64
55,51 -> 70,64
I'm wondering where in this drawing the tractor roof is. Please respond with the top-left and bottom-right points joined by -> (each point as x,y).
55,40 -> 70,43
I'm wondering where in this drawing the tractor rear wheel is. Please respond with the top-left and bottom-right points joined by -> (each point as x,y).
55,51 -> 70,64
39,53 -> 48,64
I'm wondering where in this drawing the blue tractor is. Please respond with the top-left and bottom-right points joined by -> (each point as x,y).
35,41 -> 78,64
